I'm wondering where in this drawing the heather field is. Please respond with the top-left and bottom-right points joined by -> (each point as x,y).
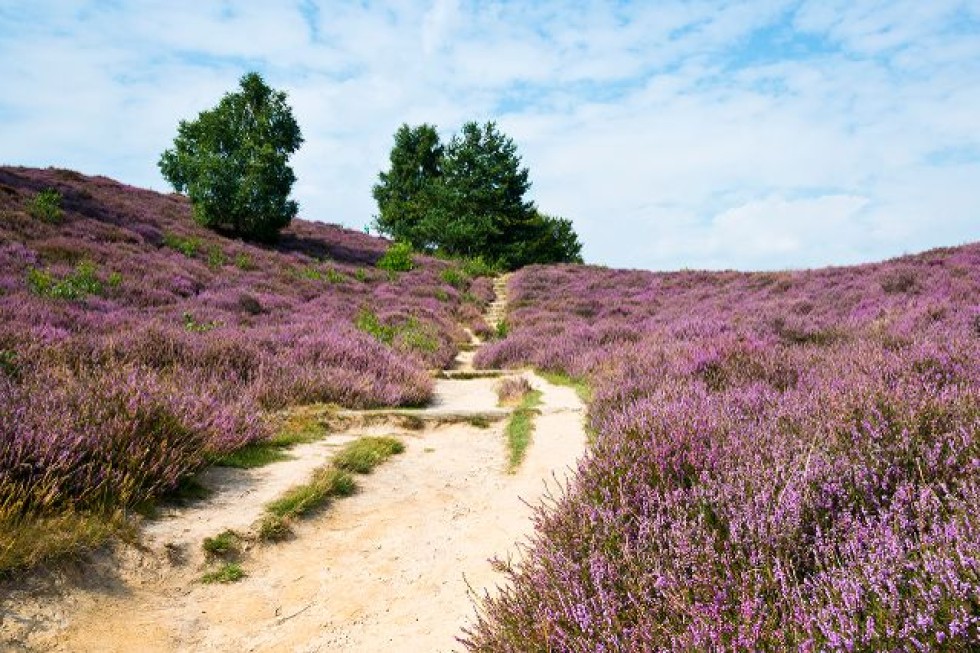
0,166 -> 492,570
471,251 -> 980,650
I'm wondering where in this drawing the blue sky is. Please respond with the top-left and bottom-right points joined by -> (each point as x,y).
1,0 -> 978,271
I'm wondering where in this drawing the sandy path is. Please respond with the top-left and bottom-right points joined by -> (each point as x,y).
4,276 -> 587,652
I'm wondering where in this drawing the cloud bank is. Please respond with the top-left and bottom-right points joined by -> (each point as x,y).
1,0 -> 978,270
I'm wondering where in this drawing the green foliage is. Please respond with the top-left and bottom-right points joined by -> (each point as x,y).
355,308 -> 397,343
233,252 -> 255,270
495,320 -> 509,339
515,212 -> 584,266
201,562 -> 245,584
298,263 -> 324,280
202,530 -> 239,557
26,260 -> 104,300
257,514 -> 291,541
440,266 -> 468,289
212,421 -> 325,469
332,436 -> 405,474
162,232 -> 201,257
182,311 -> 222,333
265,468 -> 355,520
0,349 -> 19,379
207,245 -> 227,268
372,121 -> 583,270
461,256 -> 499,278
26,189 -> 63,223
505,391 -> 543,472
158,72 -> 303,242
354,268 -> 369,282
376,241 -> 415,272
372,123 -> 443,247
355,309 -> 438,355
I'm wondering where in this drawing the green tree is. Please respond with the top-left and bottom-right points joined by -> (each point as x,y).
371,123 -> 443,248
434,121 -> 537,263
515,212 -> 584,266
159,72 -> 303,242
372,120 -> 583,269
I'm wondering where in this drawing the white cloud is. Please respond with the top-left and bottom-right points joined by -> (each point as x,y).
0,0 -> 978,271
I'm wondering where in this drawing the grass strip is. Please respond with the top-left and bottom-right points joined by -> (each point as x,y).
332,436 -> 405,474
257,436 -> 404,542
505,390 -> 542,473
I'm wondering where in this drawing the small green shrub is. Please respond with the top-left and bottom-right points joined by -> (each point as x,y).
182,311 -> 222,333
325,267 -> 345,283
0,349 -> 19,379
355,309 -> 397,344
163,232 -> 201,257
298,264 -> 323,281
26,189 -> 64,223
207,245 -> 227,268
355,309 -> 439,355
495,320 -> 509,339
354,268 -> 369,282
234,252 -> 255,270
461,256 -> 498,278
376,242 -> 414,272
26,260 -> 103,300
396,321 -> 439,354
107,271 -> 123,288
440,266 -> 469,289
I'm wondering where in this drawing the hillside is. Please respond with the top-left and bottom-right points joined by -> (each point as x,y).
0,166 -> 493,571
2,165 -> 978,650
470,248 -> 980,649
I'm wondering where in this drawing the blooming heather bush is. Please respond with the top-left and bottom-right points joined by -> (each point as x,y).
469,250 -> 980,650
0,166 -> 484,566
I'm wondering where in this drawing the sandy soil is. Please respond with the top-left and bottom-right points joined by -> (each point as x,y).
0,276 -> 587,652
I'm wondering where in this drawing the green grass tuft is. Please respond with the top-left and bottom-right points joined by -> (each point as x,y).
265,468 -> 356,520
332,436 -> 405,474
0,511 -> 120,574
505,390 -> 542,473
257,514 -> 292,541
202,530 -> 239,557
201,562 -> 245,584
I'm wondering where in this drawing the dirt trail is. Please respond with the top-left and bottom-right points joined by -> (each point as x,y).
2,275 -> 587,652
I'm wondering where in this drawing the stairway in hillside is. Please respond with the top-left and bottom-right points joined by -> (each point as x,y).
485,273 -> 510,330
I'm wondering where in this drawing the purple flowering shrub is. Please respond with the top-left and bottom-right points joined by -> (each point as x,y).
0,167 -> 481,540
469,249 -> 980,650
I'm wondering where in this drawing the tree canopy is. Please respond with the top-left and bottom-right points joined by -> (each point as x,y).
159,72 -> 303,242
372,120 -> 582,269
